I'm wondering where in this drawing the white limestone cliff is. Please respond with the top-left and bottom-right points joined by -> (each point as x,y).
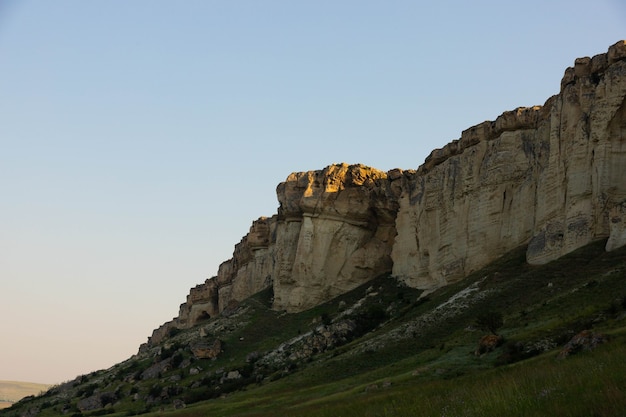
143,41 -> 626,347
272,163 -> 400,312
392,40 -> 626,289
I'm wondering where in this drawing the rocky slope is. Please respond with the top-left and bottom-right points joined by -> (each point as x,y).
145,40 -> 626,347
6,239 -> 626,417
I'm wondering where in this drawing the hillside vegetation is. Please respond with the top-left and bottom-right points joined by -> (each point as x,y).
3,239 -> 626,417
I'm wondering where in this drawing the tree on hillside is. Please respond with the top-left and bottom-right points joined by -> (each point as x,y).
475,310 -> 504,335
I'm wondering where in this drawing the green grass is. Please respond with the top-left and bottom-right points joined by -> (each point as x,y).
166,334 -> 626,417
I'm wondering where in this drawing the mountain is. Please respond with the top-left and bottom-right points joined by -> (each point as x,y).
3,40 -> 626,417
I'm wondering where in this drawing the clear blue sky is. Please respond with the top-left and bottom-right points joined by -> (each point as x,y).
0,0 -> 624,384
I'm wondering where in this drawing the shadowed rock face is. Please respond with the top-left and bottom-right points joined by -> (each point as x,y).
144,41 -> 626,347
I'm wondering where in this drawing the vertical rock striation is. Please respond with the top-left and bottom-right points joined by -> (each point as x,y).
143,41 -> 626,347
393,40 -> 626,289
391,108 -> 547,289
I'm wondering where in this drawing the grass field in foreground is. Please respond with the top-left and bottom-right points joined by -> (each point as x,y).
168,329 -> 626,417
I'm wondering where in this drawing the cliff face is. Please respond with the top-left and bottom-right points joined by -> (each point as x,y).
146,164 -> 401,345
145,40 -> 626,347
177,216 -> 276,327
392,41 -> 626,289
272,163 -> 400,312
183,163 -> 401,316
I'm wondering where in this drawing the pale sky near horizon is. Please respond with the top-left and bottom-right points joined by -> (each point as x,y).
0,1 -> 624,385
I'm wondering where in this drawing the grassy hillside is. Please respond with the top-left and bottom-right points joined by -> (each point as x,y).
3,239 -> 626,416
0,381 -> 51,410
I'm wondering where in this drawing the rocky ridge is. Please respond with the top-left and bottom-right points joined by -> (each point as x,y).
144,40 -> 626,348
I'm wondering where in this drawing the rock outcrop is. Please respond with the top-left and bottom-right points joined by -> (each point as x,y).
272,163 -> 401,312
190,339 -> 223,360
144,41 -> 626,347
557,330 -> 609,359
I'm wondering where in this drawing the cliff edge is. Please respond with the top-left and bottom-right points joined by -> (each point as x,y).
144,40 -> 626,348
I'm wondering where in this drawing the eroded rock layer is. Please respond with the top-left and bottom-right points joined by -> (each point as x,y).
144,41 -> 626,347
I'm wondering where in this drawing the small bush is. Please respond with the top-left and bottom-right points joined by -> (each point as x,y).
496,340 -> 527,365
89,408 -> 115,416
77,383 -> 98,398
475,311 -> 504,335
159,345 -> 178,361
351,304 -> 389,336
147,384 -> 162,398
183,387 -> 219,404
171,352 -> 184,368
168,327 -> 181,338
606,301 -> 620,316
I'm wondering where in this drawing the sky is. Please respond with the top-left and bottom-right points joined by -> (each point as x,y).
0,0 -> 624,385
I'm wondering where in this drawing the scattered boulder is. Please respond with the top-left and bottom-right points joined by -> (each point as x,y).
363,380 -> 392,393
288,319 -> 358,361
246,351 -> 261,363
21,407 -> 40,417
77,391 -> 117,412
191,339 -> 223,359
141,358 -> 172,380
557,330 -> 608,359
225,370 -> 242,381
365,384 -> 379,393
